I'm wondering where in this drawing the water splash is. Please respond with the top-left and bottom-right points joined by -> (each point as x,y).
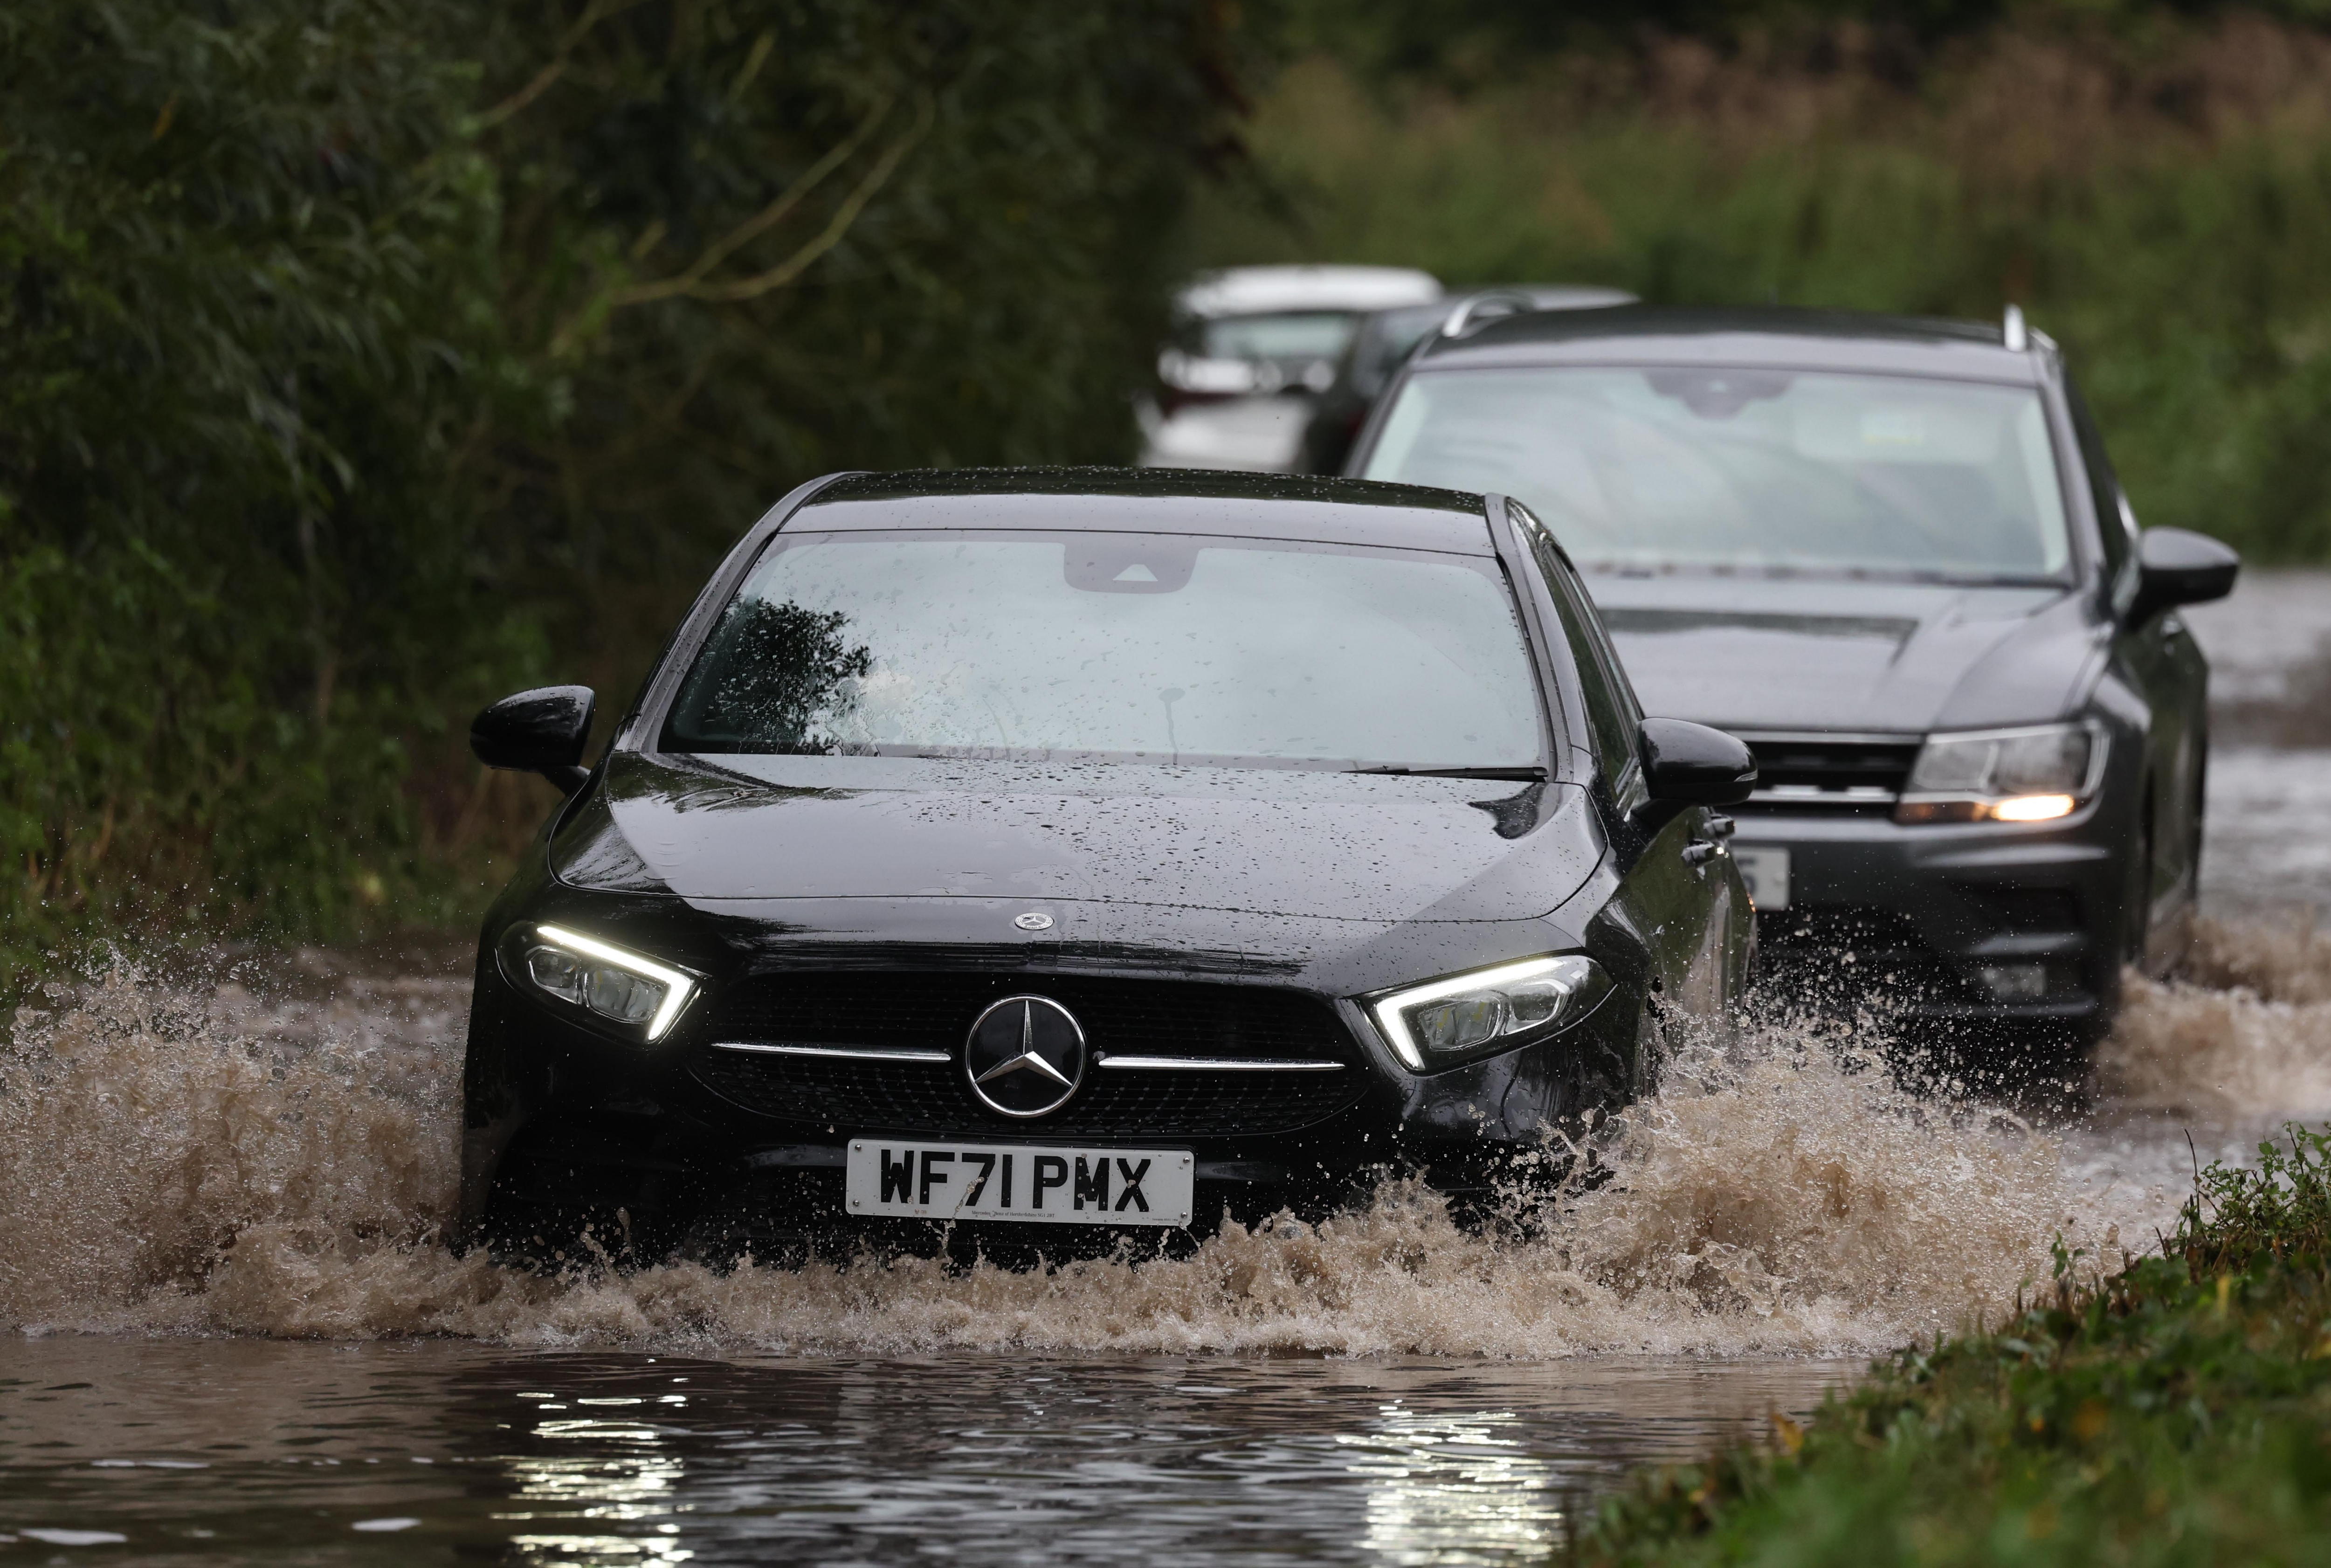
8,935 -> 2301,1356
2097,915 -> 2331,1119
2176,912 -> 2331,1004
0,956 -> 463,1331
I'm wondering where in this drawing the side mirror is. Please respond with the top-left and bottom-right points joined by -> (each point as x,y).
2128,527 -> 2238,626
471,685 -> 596,795
1635,718 -> 1757,824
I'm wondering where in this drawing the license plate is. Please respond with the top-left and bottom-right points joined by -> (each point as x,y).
1733,845 -> 1792,911
845,1140 -> 1195,1227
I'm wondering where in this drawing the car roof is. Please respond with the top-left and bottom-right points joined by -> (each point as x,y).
1417,304 -> 2046,383
1365,286 -> 1635,337
1477,284 -> 1638,310
1176,265 -> 1443,318
791,467 -> 1496,554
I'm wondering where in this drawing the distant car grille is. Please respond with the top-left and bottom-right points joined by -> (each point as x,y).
1735,732 -> 1921,813
1756,905 -> 1975,1005
687,973 -> 1370,1138
1955,885 -> 2085,934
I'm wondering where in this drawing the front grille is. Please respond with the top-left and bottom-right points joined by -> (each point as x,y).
688,973 -> 1368,1138
1956,885 -> 2084,934
1737,732 -> 1920,812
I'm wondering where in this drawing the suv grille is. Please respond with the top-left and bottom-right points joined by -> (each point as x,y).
1757,905 -> 1972,1005
1737,732 -> 1920,812
1956,885 -> 2084,934
688,973 -> 1368,1138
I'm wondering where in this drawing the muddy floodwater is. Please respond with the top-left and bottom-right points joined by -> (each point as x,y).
0,1341 -> 1848,1563
6,573 -> 2331,1563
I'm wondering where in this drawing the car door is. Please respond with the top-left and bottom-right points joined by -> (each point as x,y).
2065,380 -> 2207,955
1507,502 -> 1736,1040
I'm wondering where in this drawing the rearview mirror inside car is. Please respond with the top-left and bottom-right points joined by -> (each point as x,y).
2128,527 -> 2239,626
471,685 -> 596,795
1635,717 -> 1757,826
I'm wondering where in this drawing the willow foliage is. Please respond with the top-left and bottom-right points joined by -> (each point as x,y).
0,0 -> 1258,973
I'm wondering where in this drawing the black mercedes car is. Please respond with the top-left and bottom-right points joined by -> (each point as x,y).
459,469 -> 1756,1260
1351,305 -> 2239,1056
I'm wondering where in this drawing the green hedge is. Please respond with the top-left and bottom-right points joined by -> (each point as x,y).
1198,30 -> 2331,562
0,0 -> 516,964
0,0 -> 1256,979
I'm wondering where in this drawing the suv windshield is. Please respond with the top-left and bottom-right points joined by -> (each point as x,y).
661,530 -> 1545,770
1364,368 -> 2072,580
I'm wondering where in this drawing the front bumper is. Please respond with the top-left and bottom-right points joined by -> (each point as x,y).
460,946 -> 1641,1257
1731,802 -> 2129,1037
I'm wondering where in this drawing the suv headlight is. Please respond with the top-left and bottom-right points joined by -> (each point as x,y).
516,924 -> 698,1040
1897,722 -> 2104,824
1365,954 -> 1610,1071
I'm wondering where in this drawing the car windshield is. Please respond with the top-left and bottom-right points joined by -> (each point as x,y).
660,530 -> 1545,769
1363,367 -> 2073,580
1194,311 -> 1362,362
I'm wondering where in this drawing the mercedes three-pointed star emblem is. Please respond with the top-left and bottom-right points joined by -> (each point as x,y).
963,995 -> 1086,1118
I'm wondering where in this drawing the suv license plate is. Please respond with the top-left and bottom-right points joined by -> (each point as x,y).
845,1140 -> 1195,1227
1733,845 -> 1791,911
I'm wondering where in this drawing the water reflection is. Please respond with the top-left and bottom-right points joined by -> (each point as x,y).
0,1338 -> 1848,1565
481,1373 -> 699,1566
1344,1408 -> 1570,1565
500,1436 -> 688,1566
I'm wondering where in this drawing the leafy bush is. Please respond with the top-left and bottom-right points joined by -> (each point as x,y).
0,0 -> 522,964
2172,1122 -> 2331,1276
0,0 -> 1256,978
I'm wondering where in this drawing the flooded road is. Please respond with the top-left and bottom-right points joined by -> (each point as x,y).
4,571 -> 2329,1563
2186,567 -> 2331,921
0,1341 -> 1843,1563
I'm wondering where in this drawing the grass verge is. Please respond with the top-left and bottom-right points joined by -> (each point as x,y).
1582,1126 -> 2331,1565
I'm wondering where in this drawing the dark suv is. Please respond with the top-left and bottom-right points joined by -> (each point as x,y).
1352,305 -> 2238,1055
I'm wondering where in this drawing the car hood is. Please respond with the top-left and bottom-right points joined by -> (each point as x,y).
552,752 -> 1602,924
1583,575 -> 2106,734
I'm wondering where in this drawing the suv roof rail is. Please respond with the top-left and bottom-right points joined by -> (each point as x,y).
1441,290 -> 1539,340
2002,303 -> 2028,352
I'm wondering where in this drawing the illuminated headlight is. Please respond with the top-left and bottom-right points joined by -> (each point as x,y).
1897,723 -> 2103,825
1366,954 -> 1610,1071
520,924 -> 697,1041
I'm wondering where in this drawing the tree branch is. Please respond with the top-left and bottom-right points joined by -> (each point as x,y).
472,0 -> 652,132
688,91 -> 933,304
606,92 -> 902,310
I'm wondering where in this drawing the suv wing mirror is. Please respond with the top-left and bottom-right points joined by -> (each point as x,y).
1636,718 -> 1757,822
471,685 -> 596,795
2128,527 -> 2238,626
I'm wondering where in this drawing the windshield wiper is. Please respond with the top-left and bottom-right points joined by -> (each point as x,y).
1345,765 -> 1550,781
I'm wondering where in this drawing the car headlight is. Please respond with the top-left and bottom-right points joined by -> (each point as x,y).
1366,954 -> 1610,1071
518,924 -> 698,1041
1897,723 -> 2104,825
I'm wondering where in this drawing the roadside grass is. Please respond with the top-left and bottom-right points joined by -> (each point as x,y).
1580,1126 -> 2331,1565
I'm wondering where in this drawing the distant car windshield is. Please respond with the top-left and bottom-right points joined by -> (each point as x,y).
1363,368 -> 2073,580
1193,312 -> 1362,362
661,531 -> 1545,769
1352,306 -> 1448,394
